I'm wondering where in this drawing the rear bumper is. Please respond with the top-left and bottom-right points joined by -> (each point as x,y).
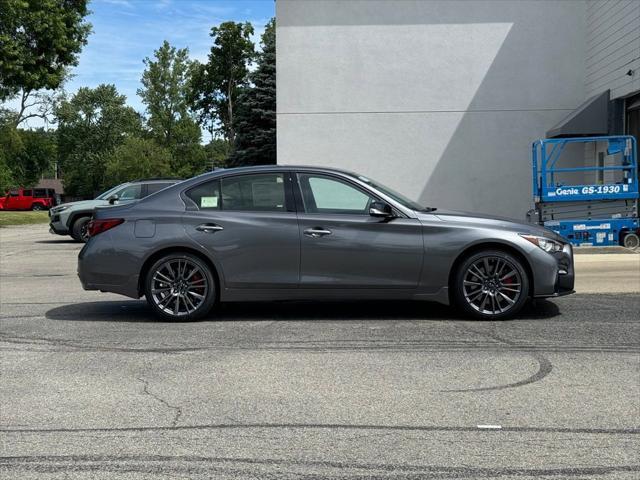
77,235 -> 141,299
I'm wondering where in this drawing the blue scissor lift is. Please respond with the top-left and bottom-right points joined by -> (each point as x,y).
530,135 -> 639,247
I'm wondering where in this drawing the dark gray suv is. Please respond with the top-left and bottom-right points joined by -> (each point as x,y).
78,166 -> 574,320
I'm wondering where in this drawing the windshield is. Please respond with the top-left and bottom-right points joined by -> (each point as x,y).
356,175 -> 433,212
95,183 -> 127,200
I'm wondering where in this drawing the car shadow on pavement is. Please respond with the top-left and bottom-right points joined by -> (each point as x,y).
35,239 -> 80,244
45,298 -> 561,323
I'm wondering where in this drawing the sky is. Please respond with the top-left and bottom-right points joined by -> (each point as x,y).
13,0 -> 275,128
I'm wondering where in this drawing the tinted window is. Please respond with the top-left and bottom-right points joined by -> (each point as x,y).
298,174 -> 374,214
9,190 -> 18,197
116,184 -> 143,200
186,180 -> 221,210
221,174 -> 285,212
146,182 -> 173,196
33,189 -> 47,197
23,189 -> 33,196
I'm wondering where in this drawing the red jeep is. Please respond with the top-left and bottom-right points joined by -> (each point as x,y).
0,188 -> 57,211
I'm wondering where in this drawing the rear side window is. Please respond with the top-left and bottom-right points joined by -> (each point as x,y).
23,189 -> 33,196
185,174 -> 286,212
186,180 -> 221,210
145,182 -> 173,196
9,190 -> 18,197
221,174 -> 285,212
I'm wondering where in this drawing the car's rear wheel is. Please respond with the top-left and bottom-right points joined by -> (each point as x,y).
453,250 -> 529,320
144,253 -> 216,321
71,216 -> 91,242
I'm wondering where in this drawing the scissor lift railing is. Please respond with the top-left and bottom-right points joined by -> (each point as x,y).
533,135 -> 638,203
530,135 -> 639,247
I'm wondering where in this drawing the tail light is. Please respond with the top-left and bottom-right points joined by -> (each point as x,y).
87,218 -> 124,237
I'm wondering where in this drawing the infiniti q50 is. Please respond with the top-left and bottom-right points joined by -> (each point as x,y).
78,166 -> 574,320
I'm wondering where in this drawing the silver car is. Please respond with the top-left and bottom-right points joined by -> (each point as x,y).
78,166 -> 574,320
50,179 -> 180,242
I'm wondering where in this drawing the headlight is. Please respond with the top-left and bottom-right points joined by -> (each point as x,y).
520,234 -> 564,253
53,206 -> 68,213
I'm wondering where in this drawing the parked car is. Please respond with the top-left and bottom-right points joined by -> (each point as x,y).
49,178 -> 181,242
0,187 -> 57,211
78,166 -> 575,321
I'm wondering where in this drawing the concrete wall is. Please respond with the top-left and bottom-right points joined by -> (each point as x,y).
586,0 -> 640,100
276,0 -> 587,219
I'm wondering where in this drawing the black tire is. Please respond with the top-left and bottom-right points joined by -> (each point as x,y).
622,232 -> 639,250
144,253 -> 216,321
71,216 -> 91,243
452,250 -> 530,320
31,203 -> 44,211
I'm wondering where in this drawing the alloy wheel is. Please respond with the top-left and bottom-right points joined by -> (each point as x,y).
80,222 -> 90,242
462,256 -> 522,316
150,258 -> 209,317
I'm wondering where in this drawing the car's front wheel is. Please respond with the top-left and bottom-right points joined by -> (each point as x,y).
71,216 -> 91,243
144,253 -> 216,321
453,250 -> 529,320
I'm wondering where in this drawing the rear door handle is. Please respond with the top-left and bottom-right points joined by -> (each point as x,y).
304,227 -> 332,237
196,223 -> 224,233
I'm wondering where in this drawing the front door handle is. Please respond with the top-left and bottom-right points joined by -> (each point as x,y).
196,223 -> 224,233
304,227 -> 332,237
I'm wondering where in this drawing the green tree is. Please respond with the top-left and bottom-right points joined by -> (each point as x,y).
169,117 -> 208,178
12,129 -> 56,185
55,84 -> 142,197
0,120 -> 54,188
0,0 -> 91,124
189,22 -> 254,146
104,137 -> 172,185
0,155 -> 14,193
138,41 -> 193,147
205,138 -> 232,170
230,19 -> 276,166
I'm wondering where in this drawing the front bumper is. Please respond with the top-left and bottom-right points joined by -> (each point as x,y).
48,211 -> 69,235
534,242 -> 575,298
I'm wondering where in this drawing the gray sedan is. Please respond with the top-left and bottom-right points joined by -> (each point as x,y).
78,166 -> 574,320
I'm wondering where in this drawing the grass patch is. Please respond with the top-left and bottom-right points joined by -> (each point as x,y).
0,211 -> 49,227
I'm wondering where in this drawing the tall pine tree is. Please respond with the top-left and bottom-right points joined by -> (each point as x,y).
229,19 -> 276,166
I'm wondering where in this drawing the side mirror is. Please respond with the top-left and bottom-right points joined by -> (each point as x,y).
108,194 -> 119,205
369,200 -> 393,217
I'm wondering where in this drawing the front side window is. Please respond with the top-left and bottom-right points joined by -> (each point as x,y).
23,189 -> 33,197
116,184 -> 143,201
221,174 -> 286,212
298,174 -> 374,214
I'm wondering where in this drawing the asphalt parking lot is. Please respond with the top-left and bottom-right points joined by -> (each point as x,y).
1,225 -> 639,479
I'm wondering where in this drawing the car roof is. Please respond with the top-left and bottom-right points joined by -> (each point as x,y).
202,165 -> 360,177
129,178 -> 182,183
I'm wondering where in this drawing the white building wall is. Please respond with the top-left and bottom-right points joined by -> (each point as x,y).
586,0 -> 640,100
277,0 -> 586,219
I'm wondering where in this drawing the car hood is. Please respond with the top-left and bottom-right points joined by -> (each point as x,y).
53,199 -> 108,211
419,209 -> 566,242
